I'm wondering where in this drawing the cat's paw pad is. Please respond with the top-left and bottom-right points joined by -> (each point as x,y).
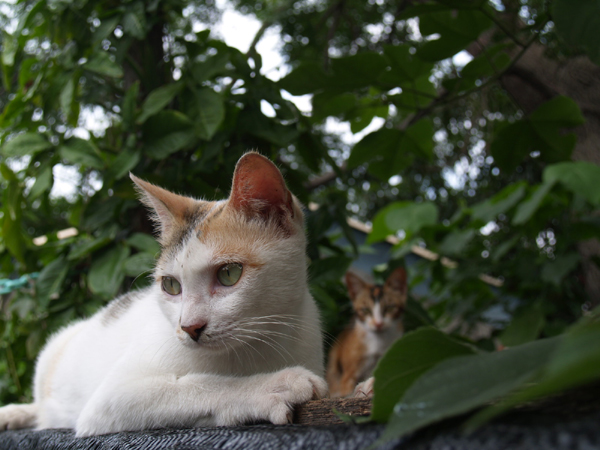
264,367 -> 328,424
0,404 -> 37,430
353,377 -> 375,398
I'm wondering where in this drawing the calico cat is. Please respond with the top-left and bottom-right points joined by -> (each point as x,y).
0,152 -> 327,436
327,268 -> 407,398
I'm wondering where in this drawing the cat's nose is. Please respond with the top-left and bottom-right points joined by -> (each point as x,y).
181,322 -> 207,341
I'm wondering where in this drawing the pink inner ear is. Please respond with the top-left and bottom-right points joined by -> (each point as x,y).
229,153 -> 293,215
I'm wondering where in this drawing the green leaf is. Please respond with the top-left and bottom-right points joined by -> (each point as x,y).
329,53 -> 388,90
348,128 -> 403,169
126,232 -> 160,255
122,2 -> 147,39
59,76 -> 75,119
59,138 -> 104,169
461,45 -> 511,79
84,52 -> 123,78
541,253 -> 580,286
553,0 -> 600,65
467,315 -> 600,430
512,181 -> 556,225
471,182 -> 526,223
528,95 -> 585,127
382,45 -> 434,83
106,148 -> 141,180
308,256 -> 353,284
137,82 -> 183,124
417,10 -> 493,61
124,252 -> 156,277
192,88 -> 225,140
377,337 -> 560,445
68,236 -> 112,261
192,51 -> 230,82
122,81 -> 140,131
278,61 -> 329,95
142,110 -> 195,159
312,92 -> 357,122
370,201 -> 438,243
29,165 -> 53,199
543,161 -> 600,205
371,327 -> 476,422
88,245 -> 131,299
439,229 -> 476,255
2,133 -> 52,157
36,256 -> 69,308
499,303 -> 545,347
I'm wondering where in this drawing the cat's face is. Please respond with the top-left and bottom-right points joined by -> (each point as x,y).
132,152 -> 307,351
345,268 -> 407,333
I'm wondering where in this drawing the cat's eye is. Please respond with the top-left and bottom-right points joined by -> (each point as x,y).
217,263 -> 243,286
361,307 -> 371,315
162,276 -> 182,296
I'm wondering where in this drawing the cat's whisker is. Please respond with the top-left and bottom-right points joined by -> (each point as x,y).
233,332 -> 293,363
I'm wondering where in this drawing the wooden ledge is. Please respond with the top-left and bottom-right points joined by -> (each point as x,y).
294,398 -> 372,426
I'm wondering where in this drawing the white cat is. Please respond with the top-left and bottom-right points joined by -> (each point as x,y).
0,152 -> 327,437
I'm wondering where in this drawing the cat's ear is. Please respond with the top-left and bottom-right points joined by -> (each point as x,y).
228,152 -> 294,220
345,271 -> 368,301
385,267 -> 407,295
130,174 -> 195,243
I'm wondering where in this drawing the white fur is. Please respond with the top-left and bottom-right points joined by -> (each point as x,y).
355,317 -> 402,382
0,218 -> 326,436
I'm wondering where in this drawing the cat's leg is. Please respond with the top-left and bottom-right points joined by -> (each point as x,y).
0,403 -> 38,430
76,365 -> 327,437
353,376 -> 375,398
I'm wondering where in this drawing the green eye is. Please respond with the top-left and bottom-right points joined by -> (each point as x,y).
217,263 -> 243,286
161,276 -> 181,295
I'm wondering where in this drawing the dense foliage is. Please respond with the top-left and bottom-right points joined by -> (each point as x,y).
1,0 -> 599,440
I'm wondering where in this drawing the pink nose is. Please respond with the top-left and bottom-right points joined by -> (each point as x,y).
181,322 -> 207,341
374,322 -> 384,331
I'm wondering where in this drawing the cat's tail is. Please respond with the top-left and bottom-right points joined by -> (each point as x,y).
0,403 -> 38,430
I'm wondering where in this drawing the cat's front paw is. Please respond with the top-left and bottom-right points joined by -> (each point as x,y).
353,377 -> 375,398
263,366 -> 328,425
0,404 -> 37,430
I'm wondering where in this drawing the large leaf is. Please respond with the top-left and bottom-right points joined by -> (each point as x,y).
88,245 -> 131,299
59,138 -> 104,169
192,88 -> 225,140
2,133 -> 52,157
499,303 -> 545,347
467,311 -> 600,430
417,10 -> 493,61
543,161 -> 600,205
512,181 -> 556,225
376,337 -> 560,445
329,53 -> 388,90
541,253 -> 580,286
278,61 -> 329,95
137,83 -> 183,124
492,97 -> 585,172
371,327 -> 476,422
84,52 -> 123,78
471,182 -> 526,223
553,0 -> 600,65
36,256 -> 69,308
382,45 -> 434,83
370,201 -> 438,243
142,110 -> 195,159
28,165 -> 53,199
126,232 -> 161,255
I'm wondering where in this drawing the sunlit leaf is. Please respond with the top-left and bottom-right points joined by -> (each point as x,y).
2,133 -> 52,157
